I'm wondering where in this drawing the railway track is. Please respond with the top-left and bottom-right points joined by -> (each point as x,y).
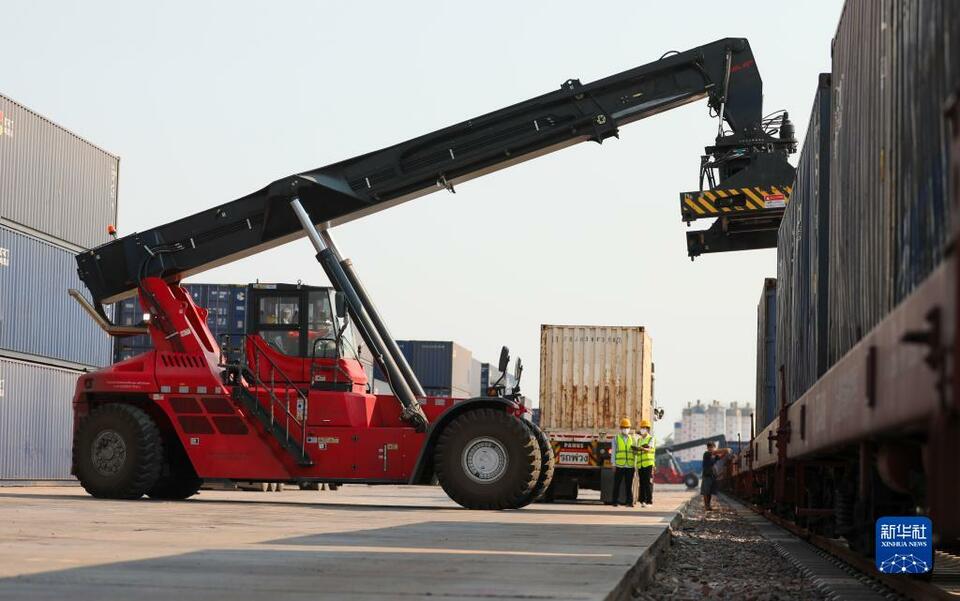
722,494 -> 960,600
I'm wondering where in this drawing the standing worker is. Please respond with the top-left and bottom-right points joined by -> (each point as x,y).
700,441 -> 729,511
636,419 -> 656,507
611,418 -> 637,507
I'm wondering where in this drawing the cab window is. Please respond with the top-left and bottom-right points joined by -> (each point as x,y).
259,296 -> 299,325
306,291 -> 337,358
256,295 -> 300,355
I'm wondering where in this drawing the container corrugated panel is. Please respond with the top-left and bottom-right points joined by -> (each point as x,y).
776,75 -> 832,406
375,340 -> 459,390
539,324 -> 652,434
755,279 -> 777,431
0,94 -> 119,250
0,224 -> 112,367
399,341 -> 452,389
0,356 -> 80,479
827,0 -> 960,364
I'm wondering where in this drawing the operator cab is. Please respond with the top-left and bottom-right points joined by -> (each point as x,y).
248,283 -> 341,358
244,283 -> 367,392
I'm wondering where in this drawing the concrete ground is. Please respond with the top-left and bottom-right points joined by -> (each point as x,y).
0,483 -> 694,600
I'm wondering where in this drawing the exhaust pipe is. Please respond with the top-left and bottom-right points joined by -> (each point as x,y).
289,198 -> 427,430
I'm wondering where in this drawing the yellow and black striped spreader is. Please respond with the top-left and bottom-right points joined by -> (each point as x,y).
679,185 -> 793,221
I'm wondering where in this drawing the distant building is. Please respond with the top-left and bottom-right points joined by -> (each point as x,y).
673,400 -> 750,461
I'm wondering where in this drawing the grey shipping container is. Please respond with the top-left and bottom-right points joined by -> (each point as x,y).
0,356 -> 81,480
0,93 -> 119,250
827,0 -> 960,365
776,74 -> 832,407
755,278 -> 777,431
0,224 -> 112,368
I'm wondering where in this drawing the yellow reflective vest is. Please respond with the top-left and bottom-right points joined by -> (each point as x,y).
613,433 -> 637,467
637,433 -> 656,468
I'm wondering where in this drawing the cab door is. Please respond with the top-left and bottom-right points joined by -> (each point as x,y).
248,287 -> 308,382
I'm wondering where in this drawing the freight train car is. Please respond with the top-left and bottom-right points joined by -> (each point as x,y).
732,0 -> 960,557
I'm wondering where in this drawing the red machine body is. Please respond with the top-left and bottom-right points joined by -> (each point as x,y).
72,277 -> 508,485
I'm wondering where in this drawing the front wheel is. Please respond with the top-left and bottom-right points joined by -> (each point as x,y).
684,473 -> 699,489
435,408 -> 541,510
147,435 -> 202,500
74,403 -> 164,499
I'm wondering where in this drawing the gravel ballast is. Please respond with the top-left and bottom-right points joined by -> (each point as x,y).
633,497 -> 828,601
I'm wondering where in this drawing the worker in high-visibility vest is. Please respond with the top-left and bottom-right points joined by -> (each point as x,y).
636,419 -> 656,507
611,417 -> 637,507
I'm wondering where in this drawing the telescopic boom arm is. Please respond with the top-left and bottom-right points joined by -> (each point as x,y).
76,37 -> 794,310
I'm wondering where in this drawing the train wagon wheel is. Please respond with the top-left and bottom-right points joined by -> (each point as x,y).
517,421 -> 555,507
434,408 -> 541,510
74,403 -> 164,499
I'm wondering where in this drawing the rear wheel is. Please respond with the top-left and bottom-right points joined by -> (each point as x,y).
435,408 -> 540,510
519,421 -> 555,507
74,403 -> 164,499
684,473 -> 699,489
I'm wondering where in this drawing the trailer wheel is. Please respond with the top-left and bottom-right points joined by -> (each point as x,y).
435,408 -> 540,510
74,403 -> 164,500
517,421 -> 555,507
684,473 -> 699,489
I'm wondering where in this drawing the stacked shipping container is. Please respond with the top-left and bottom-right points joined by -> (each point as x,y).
0,92 -> 119,480
764,0 -> 960,416
375,340 -> 480,398
113,284 -> 248,362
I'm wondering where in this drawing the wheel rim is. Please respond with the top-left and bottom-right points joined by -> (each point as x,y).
91,430 -> 127,476
461,436 -> 509,484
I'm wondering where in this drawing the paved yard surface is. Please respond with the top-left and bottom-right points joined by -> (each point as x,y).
0,483 -> 694,600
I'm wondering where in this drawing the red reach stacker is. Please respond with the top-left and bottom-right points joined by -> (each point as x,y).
69,38 -> 795,509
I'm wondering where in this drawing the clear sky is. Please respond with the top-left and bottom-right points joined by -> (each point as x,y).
2,1 -> 843,439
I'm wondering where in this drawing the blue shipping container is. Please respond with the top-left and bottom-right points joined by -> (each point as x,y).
374,340 -> 477,397
0,224 -> 112,367
112,283 -> 248,362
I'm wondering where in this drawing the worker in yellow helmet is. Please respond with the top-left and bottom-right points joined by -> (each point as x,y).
611,417 -> 637,507
636,419 -> 656,507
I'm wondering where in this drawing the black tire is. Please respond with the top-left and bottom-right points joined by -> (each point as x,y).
518,421 -> 555,507
147,439 -> 202,500
684,473 -> 699,489
74,403 -> 164,499
434,408 -> 541,510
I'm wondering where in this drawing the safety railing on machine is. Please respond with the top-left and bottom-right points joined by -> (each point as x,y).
242,339 -> 311,459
